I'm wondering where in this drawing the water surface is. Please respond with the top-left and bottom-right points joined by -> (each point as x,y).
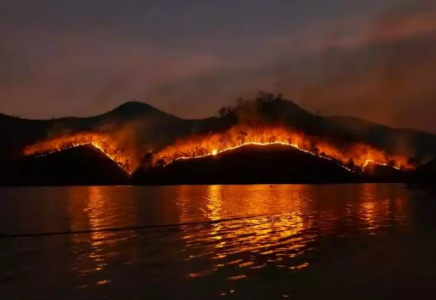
1,184 -> 435,299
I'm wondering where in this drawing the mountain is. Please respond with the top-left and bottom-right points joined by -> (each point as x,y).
1,93 -> 436,173
0,102 -> 195,163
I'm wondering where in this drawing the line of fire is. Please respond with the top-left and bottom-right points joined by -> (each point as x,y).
23,124 -> 413,178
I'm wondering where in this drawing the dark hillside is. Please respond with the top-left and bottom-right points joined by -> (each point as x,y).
0,145 -> 129,186
132,144 -> 360,185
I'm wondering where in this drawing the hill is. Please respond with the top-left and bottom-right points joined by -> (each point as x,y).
361,162 -> 407,183
131,144 -> 361,185
410,158 -> 436,183
1,92 -> 436,185
0,101 -> 194,164
0,144 -> 130,186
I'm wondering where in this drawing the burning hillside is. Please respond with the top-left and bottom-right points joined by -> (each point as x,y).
23,132 -> 139,174
133,143 -> 360,185
6,144 -> 131,185
152,125 -> 411,172
22,124 -> 412,177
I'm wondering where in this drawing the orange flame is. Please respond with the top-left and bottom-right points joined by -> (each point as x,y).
153,125 -> 411,171
22,125 -> 412,175
23,133 -> 137,174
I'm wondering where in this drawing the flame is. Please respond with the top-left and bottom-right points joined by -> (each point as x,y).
153,125 -> 411,172
362,160 -> 401,171
23,133 -> 136,174
22,125 -> 412,176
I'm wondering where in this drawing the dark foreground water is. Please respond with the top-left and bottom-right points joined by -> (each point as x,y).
1,184 -> 436,299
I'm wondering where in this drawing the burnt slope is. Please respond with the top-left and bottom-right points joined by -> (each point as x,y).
132,144 -> 360,185
0,145 -> 129,186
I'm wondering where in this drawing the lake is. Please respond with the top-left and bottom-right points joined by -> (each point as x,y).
1,184 -> 436,299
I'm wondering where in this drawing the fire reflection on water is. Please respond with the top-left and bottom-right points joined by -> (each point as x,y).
177,185 -> 315,278
68,187 -> 136,285
357,184 -> 405,232
176,184 -> 408,281
61,184 -> 409,294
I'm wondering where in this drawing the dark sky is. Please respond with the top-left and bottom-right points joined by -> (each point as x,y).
1,0 -> 436,132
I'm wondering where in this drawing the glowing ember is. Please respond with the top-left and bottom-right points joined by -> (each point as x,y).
23,133 -> 137,174
153,125 -> 411,172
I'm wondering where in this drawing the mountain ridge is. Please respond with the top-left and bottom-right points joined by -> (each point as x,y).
1,95 -> 436,165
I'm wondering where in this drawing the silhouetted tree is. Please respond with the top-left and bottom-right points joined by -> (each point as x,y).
236,97 -> 245,108
407,157 -> 422,168
198,147 -> 208,156
347,158 -> 355,169
155,159 -> 165,168
124,159 -> 131,171
219,133 -> 231,148
308,141 -> 319,154
237,131 -> 248,144
218,107 -> 227,118
142,152 -> 154,169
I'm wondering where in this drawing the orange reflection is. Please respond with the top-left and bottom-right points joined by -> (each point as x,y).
177,185 -> 314,277
68,186 -> 136,282
358,184 -> 393,232
205,185 -> 223,221
175,184 -> 412,282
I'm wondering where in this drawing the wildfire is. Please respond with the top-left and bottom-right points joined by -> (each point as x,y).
153,125 -> 411,172
23,133 -> 136,174
362,160 -> 401,171
23,125 -> 412,176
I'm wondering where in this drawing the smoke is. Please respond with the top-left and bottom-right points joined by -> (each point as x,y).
1,0 -> 436,136
140,0 -> 436,135
293,1 -> 436,130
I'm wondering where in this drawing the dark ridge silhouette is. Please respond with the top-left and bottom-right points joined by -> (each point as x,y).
0,101 -> 191,164
1,92 -> 436,186
361,162 -> 407,183
1,93 -> 436,165
326,115 -> 436,158
409,157 -> 436,183
132,144 -> 361,185
405,158 -> 436,191
103,101 -> 180,120
0,145 -> 129,186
